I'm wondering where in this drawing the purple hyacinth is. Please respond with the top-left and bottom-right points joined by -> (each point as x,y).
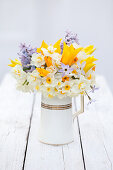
60,30 -> 79,54
18,43 -> 36,67
19,43 -> 36,57
59,63 -> 74,77
20,55 -> 31,66
18,43 -> 37,73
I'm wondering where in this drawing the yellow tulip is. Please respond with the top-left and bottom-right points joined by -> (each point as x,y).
83,45 -> 96,55
61,42 -> 83,66
8,59 -> 21,67
37,40 -> 48,54
81,56 -> 97,73
36,68 -> 50,77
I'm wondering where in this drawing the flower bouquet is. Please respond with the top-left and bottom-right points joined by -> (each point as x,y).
9,31 -> 98,145
9,31 -> 97,101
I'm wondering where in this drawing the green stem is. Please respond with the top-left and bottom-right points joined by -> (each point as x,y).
23,80 -> 27,85
85,91 -> 91,100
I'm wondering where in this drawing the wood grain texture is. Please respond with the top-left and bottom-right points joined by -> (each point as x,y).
77,75 -> 113,170
1,74 -> 113,170
24,94 -> 84,170
0,74 -> 34,170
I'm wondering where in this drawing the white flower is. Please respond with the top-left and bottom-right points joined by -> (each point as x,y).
47,45 -> 56,54
41,86 -> 55,98
27,70 -> 41,90
12,65 -> 26,81
42,75 -> 56,87
73,42 -> 80,49
61,81 -> 74,94
52,53 -> 62,67
41,48 -> 49,56
46,65 -> 57,74
77,75 -> 91,93
16,79 -> 34,93
76,61 -> 86,76
31,53 -> 45,67
77,51 -> 87,62
73,43 -> 87,62
41,45 -> 56,56
71,84 -> 80,96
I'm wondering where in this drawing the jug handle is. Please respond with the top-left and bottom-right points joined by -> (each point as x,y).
73,95 -> 84,120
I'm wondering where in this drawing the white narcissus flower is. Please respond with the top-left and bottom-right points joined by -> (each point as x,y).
51,53 -> 62,66
42,75 -> 56,88
73,42 -> 87,62
31,53 -> 45,67
61,81 -> 74,94
85,70 -> 96,86
46,65 -> 57,75
12,65 -> 34,92
47,45 -> 56,54
76,76 -> 91,93
41,48 -> 49,56
16,79 -> 34,93
41,86 -> 55,98
12,65 -> 26,81
71,86 -> 80,96
27,70 -> 41,90
42,45 -> 56,56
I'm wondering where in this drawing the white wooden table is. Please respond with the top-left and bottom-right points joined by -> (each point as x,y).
0,74 -> 113,170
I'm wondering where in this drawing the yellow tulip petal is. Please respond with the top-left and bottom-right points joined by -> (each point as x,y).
81,56 -> 98,64
87,48 -> 96,55
53,39 -> 62,54
37,40 -> 48,53
44,56 -> 52,67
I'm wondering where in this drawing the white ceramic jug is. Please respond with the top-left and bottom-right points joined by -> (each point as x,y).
38,95 -> 84,145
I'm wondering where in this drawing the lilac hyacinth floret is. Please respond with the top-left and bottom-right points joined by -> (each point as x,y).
20,55 -> 31,66
18,43 -> 37,72
90,85 -> 99,93
18,43 -> 36,66
60,30 -> 79,54
87,99 -> 96,105
59,63 -> 74,77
